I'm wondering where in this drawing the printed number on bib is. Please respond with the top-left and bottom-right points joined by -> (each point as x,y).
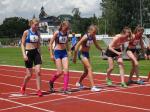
59,36 -> 67,44
30,35 -> 39,42
86,40 -> 93,47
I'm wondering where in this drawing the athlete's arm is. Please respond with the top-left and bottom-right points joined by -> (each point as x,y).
140,37 -> 145,52
93,36 -> 103,51
37,32 -> 41,55
21,30 -> 28,61
73,35 -> 87,63
49,31 -> 58,60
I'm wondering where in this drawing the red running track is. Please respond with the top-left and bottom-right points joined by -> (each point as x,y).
0,65 -> 150,112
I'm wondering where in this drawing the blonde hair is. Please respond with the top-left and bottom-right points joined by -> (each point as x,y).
121,26 -> 132,39
29,18 -> 39,27
59,21 -> 70,31
88,25 -> 98,33
134,25 -> 144,34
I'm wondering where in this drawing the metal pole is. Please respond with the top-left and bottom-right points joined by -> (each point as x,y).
98,18 -> 100,34
105,19 -> 106,35
140,0 -> 143,26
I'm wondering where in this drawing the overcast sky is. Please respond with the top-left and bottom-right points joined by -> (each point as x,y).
0,0 -> 102,23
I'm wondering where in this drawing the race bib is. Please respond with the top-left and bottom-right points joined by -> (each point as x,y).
59,36 -> 67,44
86,40 -> 93,47
30,35 -> 39,42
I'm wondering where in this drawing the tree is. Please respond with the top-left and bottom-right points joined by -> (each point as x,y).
100,0 -> 150,35
0,17 -> 28,38
72,8 -> 81,19
71,8 -> 81,33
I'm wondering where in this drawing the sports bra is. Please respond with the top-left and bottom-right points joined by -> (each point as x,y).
84,34 -> 93,47
55,31 -> 68,44
25,29 -> 39,43
129,36 -> 140,46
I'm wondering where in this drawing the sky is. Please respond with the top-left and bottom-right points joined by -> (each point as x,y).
0,0 -> 102,23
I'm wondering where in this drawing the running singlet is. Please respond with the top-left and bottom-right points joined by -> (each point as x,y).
25,29 -> 39,43
84,34 -> 93,47
129,36 -> 140,46
56,31 -> 68,44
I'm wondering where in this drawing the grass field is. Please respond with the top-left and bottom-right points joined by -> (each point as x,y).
0,41 -> 149,76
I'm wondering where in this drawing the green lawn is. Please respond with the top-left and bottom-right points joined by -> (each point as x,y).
0,41 -> 149,76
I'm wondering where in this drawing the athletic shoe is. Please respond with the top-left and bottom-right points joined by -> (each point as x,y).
136,79 -> 144,85
49,81 -> 55,93
91,86 -> 101,92
121,82 -> 128,88
106,78 -> 113,86
126,80 -> 135,85
37,90 -> 43,97
75,82 -> 85,90
20,85 -> 25,95
63,90 -> 72,94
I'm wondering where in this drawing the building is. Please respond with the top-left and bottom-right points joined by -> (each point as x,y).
39,6 -> 61,34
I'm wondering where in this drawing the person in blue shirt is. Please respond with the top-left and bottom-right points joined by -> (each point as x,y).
70,33 -> 77,60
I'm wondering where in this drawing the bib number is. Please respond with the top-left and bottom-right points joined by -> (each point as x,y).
30,35 -> 39,42
86,40 -> 93,47
59,36 -> 67,44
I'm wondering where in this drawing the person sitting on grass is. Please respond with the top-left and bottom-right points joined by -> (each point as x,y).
70,32 -> 77,60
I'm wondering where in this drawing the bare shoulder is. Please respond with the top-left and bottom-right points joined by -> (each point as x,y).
83,34 -> 88,39
53,31 -> 59,37
115,34 -> 122,38
23,30 -> 28,35
22,30 -> 28,38
113,34 -> 121,40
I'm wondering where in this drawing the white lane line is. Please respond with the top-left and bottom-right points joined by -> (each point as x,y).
29,96 -> 71,106
71,96 -> 150,112
0,98 -> 54,112
1,75 -> 150,99
113,90 -> 150,97
75,84 -> 150,97
0,64 -> 148,78
0,73 -> 75,86
0,105 -> 24,112
0,68 -> 119,83
0,66 -> 149,87
0,72 -> 150,99
1,65 -> 150,111
0,97 -> 71,111
1,79 -> 150,112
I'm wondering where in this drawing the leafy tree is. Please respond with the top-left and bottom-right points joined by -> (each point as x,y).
0,17 -> 28,38
100,0 -> 150,34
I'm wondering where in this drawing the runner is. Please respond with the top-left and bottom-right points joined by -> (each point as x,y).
20,18 -> 43,97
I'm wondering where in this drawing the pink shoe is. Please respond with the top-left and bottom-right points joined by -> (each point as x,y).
20,85 -> 25,95
37,90 -> 43,97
